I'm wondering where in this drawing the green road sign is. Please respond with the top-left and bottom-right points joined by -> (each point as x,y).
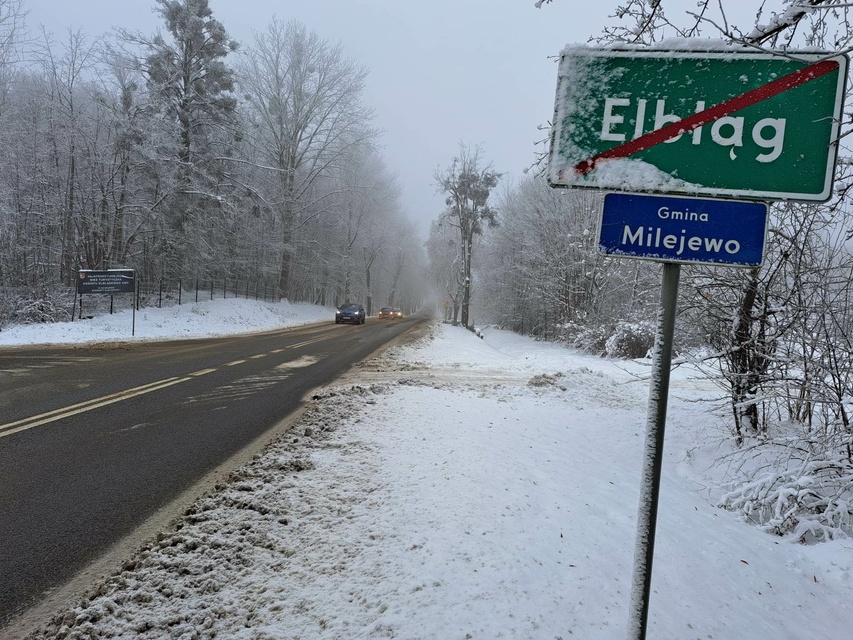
547,48 -> 848,202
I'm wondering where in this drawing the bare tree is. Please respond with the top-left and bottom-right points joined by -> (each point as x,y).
425,217 -> 463,324
33,27 -> 99,283
327,148 -> 399,306
94,45 -> 153,271
476,176 -> 659,347
237,18 -> 376,300
0,0 -> 24,112
435,143 -> 500,328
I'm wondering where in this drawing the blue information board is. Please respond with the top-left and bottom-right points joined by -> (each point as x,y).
599,193 -> 768,267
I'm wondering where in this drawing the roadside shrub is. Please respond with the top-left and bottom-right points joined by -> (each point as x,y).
719,446 -> 853,543
605,320 -> 656,359
556,322 -> 611,356
0,286 -> 72,330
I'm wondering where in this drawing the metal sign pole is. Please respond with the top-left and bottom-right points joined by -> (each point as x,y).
627,261 -> 680,640
132,272 -> 137,336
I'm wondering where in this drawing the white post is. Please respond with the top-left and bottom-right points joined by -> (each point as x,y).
627,261 -> 680,640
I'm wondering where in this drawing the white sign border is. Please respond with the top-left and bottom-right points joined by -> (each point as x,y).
596,191 -> 769,269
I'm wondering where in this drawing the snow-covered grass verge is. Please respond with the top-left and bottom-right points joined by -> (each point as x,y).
0,298 -> 333,346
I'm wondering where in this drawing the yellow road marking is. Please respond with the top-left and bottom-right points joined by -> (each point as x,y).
1,331 -> 338,439
0,376 -> 191,439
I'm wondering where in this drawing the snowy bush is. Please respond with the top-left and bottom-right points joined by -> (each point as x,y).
559,322 -> 611,356
604,320 -> 656,359
719,447 -> 853,543
0,287 -> 72,329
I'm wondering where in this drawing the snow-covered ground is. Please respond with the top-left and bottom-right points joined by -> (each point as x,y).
3,299 -> 852,639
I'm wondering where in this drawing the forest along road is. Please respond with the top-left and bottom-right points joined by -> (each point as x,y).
0,314 -> 427,630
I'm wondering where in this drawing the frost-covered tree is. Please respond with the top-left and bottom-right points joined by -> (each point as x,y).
237,19 -> 376,300
0,0 -> 23,112
0,0 -> 429,325
92,46 -> 154,274
434,143 -> 500,328
425,217 -> 462,324
383,218 -> 420,311
145,0 -> 237,164
32,28 -> 101,283
325,148 -> 401,308
131,0 -> 238,276
476,176 -> 659,348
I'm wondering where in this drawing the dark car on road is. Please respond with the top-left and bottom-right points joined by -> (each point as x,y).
335,302 -> 366,324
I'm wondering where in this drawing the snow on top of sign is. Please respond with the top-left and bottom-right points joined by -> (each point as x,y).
655,38 -> 745,51
560,38 -> 739,56
560,38 -> 833,56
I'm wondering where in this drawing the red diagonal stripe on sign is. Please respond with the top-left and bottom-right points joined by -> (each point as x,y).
573,58 -> 840,176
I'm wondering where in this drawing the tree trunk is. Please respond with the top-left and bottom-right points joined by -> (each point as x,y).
277,242 -> 291,301
730,269 -> 761,444
461,233 -> 473,328
277,198 -> 294,300
60,150 -> 76,284
365,265 -> 372,315
388,252 -> 404,307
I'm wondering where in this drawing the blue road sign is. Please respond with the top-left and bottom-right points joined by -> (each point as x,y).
599,193 -> 767,267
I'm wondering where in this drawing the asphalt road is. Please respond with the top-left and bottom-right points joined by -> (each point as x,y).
0,314 -> 425,628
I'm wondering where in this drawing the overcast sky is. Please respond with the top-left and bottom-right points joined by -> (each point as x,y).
25,1 -> 757,239
23,0 -> 627,237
